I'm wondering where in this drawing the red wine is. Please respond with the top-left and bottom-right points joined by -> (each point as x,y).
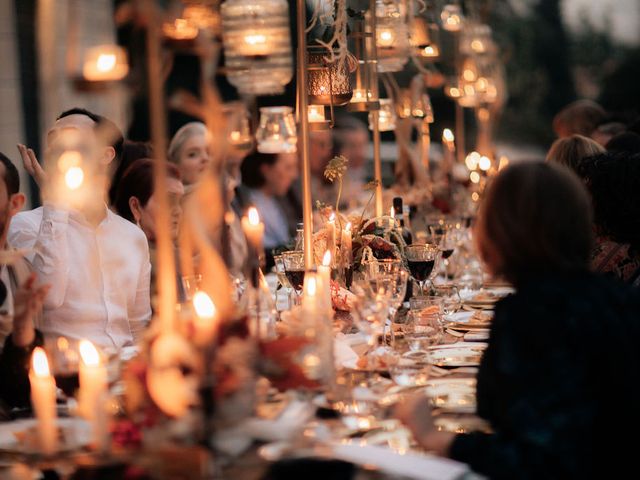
285,270 -> 306,291
54,372 -> 79,398
408,259 -> 435,282
442,248 -> 454,259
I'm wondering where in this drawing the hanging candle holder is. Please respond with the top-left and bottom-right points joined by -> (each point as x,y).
348,10 -> 380,112
409,2 -> 441,62
255,107 -> 297,154
440,4 -> 464,32
460,23 -> 495,57
369,98 -> 396,132
375,0 -> 411,73
162,1 -> 201,49
224,102 -> 253,151
182,1 -> 220,39
221,0 -> 293,96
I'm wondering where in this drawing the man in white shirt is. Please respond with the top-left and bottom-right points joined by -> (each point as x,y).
9,108 -> 152,351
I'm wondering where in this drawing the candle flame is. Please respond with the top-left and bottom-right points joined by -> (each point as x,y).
470,171 -> 481,184
329,213 -> 335,222
304,276 -> 317,297
96,53 -> 116,72
193,291 -> 216,319
32,347 -> 51,377
244,33 -> 267,46
322,250 -> 332,267
390,206 -> 395,219
345,222 -> 352,232
79,340 -> 101,367
443,129 -> 455,143
65,166 -> 84,190
247,207 -> 260,226
479,156 -> 492,171
498,156 -> 510,171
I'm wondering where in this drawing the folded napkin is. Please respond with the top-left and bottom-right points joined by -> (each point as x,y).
330,443 -> 470,480
214,399 -> 315,457
334,333 -> 361,369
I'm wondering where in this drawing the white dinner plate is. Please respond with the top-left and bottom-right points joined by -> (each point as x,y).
0,418 -> 90,455
428,343 -> 487,367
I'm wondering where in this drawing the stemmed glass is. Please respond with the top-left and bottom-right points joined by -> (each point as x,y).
431,284 -> 462,323
281,251 -> 306,305
405,244 -> 440,296
45,336 -> 81,416
273,254 -> 293,311
350,278 -> 390,369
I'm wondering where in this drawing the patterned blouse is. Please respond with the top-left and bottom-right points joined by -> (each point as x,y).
591,236 -> 640,284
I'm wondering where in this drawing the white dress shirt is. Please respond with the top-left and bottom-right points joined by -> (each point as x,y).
8,205 -> 152,350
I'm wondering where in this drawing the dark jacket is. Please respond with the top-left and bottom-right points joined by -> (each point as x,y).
450,272 -> 640,479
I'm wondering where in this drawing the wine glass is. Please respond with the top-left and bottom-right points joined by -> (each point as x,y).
403,304 -> 444,360
181,274 -> 203,301
431,285 -> 462,323
45,336 -> 81,415
282,251 -> 306,305
273,254 -> 293,311
405,244 -> 440,296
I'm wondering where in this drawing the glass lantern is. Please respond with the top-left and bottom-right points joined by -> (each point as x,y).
410,16 -> 441,61
255,107 -> 297,154
224,102 -> 253,151
348,13 -> 380,112
369,99 -> 396,132
375,0 -> 410,73
307,47 -> 354,106
221,0 -> 293,96
440,4 -> 464,32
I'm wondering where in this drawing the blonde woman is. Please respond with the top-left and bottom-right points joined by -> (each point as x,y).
168,122 -> 211,187
546,134 -> 604,172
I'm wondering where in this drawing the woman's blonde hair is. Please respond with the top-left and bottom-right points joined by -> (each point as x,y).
167,122 -> 208,164
546,134 -> 605,172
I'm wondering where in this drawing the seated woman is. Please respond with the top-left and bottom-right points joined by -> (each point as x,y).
397,162 -> 640,479
168,122 -> 211,190
546,134 -> 604,172
114,159 -> 186,301
576,152 -> 640,285
240,151 -> 299,268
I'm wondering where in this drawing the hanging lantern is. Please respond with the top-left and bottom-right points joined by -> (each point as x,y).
255,107 -> 297,154
307,47 -> 354,106
369,99 -> 396,132
375,0 -> 410,73
224,102 -> 253,151
348,13 -> 380,112
163,0 -> 200,43
410,16 -> 441,61
221,0 -> 293,96
440,4 -> 464,32
461,24 -> 494,56
307,106 -> 332,131
82,45 -> 128,82
182,1 -> 220,37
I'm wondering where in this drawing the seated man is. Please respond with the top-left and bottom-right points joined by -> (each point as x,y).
10,108 -> 151,351
0,153 -> 39,349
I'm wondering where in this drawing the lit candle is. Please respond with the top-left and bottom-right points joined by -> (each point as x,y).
389,206 -> 395,229
79,340 -> 108,452
239,31 -> 270,56
317,251 -> 332,312
242,207 -> 265,254
192,290 -> 217,345
29,347 -> 58,456
326,213 -> 336,263
308,105 -> 326,123
442,129 -> 456,168
302,273 -> 319,312
377,28 -> 395,48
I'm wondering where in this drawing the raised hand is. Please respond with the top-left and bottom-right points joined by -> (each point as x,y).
16,144 -> 47,188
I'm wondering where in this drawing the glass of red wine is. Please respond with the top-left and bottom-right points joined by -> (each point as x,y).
44,337 -> 81,415
405,243 -> 440,297
282,250 -> 306,305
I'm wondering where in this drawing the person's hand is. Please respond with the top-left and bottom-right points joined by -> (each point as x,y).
395,392 -> 456,456
12,273 -> 50,347
17,144 -> 47,188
